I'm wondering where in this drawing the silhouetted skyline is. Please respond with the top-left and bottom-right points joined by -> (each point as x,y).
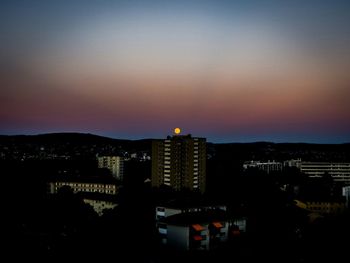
1,1 -> 350,143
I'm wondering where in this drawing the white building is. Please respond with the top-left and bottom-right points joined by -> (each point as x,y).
97,156 -> 124,181
243,160 -> 283,174
283,159 -> 302,168
48,179 -> 119,216
155,201 -> 246,250
160,211 -> 229,251
156,204 -> 227,222
48,181 -> 118,195
300,162 -> 350,183
82,194 -> 118,216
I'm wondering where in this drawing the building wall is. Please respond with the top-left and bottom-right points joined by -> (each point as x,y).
190,223 -> 210,250
156,207 -> 182,221
165,222 -> 229,251
48,181 -> 117,195
295,199 -> 346,215
300,162 -> 350,183
284,159 -> 302,168
83,199 -> 118,216
151,135 -> 206,193
305,201 -> 345,214
156,205 -> 227,222
196,138 -> 207,192
208,221 -> 228,247
343,186 -> 350,208
98,156 -> 124,181
231,218 -> 247,233
157,222 -> 168,244
219,222 -> 229,242
167,225 -> 189,251
151,140 -> 164,188
243,160 -> 283,174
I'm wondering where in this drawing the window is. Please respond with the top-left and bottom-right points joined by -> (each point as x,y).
156,215 -> 165,220
158,222 -> 167,228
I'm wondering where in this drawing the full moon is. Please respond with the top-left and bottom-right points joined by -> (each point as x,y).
174,128 -> 181,134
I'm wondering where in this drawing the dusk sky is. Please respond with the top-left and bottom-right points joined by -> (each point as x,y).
1,0 -> 350,143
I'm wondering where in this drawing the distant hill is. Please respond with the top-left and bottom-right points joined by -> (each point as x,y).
207,141 -> 350,162
0,133 -> 153,159
0,132 -> 152,145
0,133 -> 349,162
0,132 -> 119,143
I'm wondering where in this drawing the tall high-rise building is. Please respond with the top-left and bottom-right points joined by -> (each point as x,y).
97,156 -> 124,181
152,130 -> 206,193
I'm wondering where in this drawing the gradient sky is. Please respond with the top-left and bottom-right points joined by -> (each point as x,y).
1,0 -> 350,143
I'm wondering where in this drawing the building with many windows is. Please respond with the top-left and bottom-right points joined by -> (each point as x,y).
294,199 -> 346,215
48,179 -> 118,195
243,160 -> 283,174
155,199 -> 227,223
155,201 -> 246,250
97,156 -> 124,181
162,211 -> 228,251
299,162 -> 350,183
81,193 -> 118,216
152,132 -> 206,193
152,131 -> 206,193
48,174 -> 119,216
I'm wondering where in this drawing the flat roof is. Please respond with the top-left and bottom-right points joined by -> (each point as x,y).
164,209 -> 228,226
158,197 -> 226,209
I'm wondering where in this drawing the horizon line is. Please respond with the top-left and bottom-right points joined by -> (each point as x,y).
0,131 -> 349,145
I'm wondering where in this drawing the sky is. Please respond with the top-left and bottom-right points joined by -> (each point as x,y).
1,0 -> 350,143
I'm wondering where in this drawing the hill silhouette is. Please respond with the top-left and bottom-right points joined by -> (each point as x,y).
0,132 -> 349,161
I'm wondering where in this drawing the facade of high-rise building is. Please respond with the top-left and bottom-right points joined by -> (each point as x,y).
152,134 -> 206,193
97,156 -> 124,181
